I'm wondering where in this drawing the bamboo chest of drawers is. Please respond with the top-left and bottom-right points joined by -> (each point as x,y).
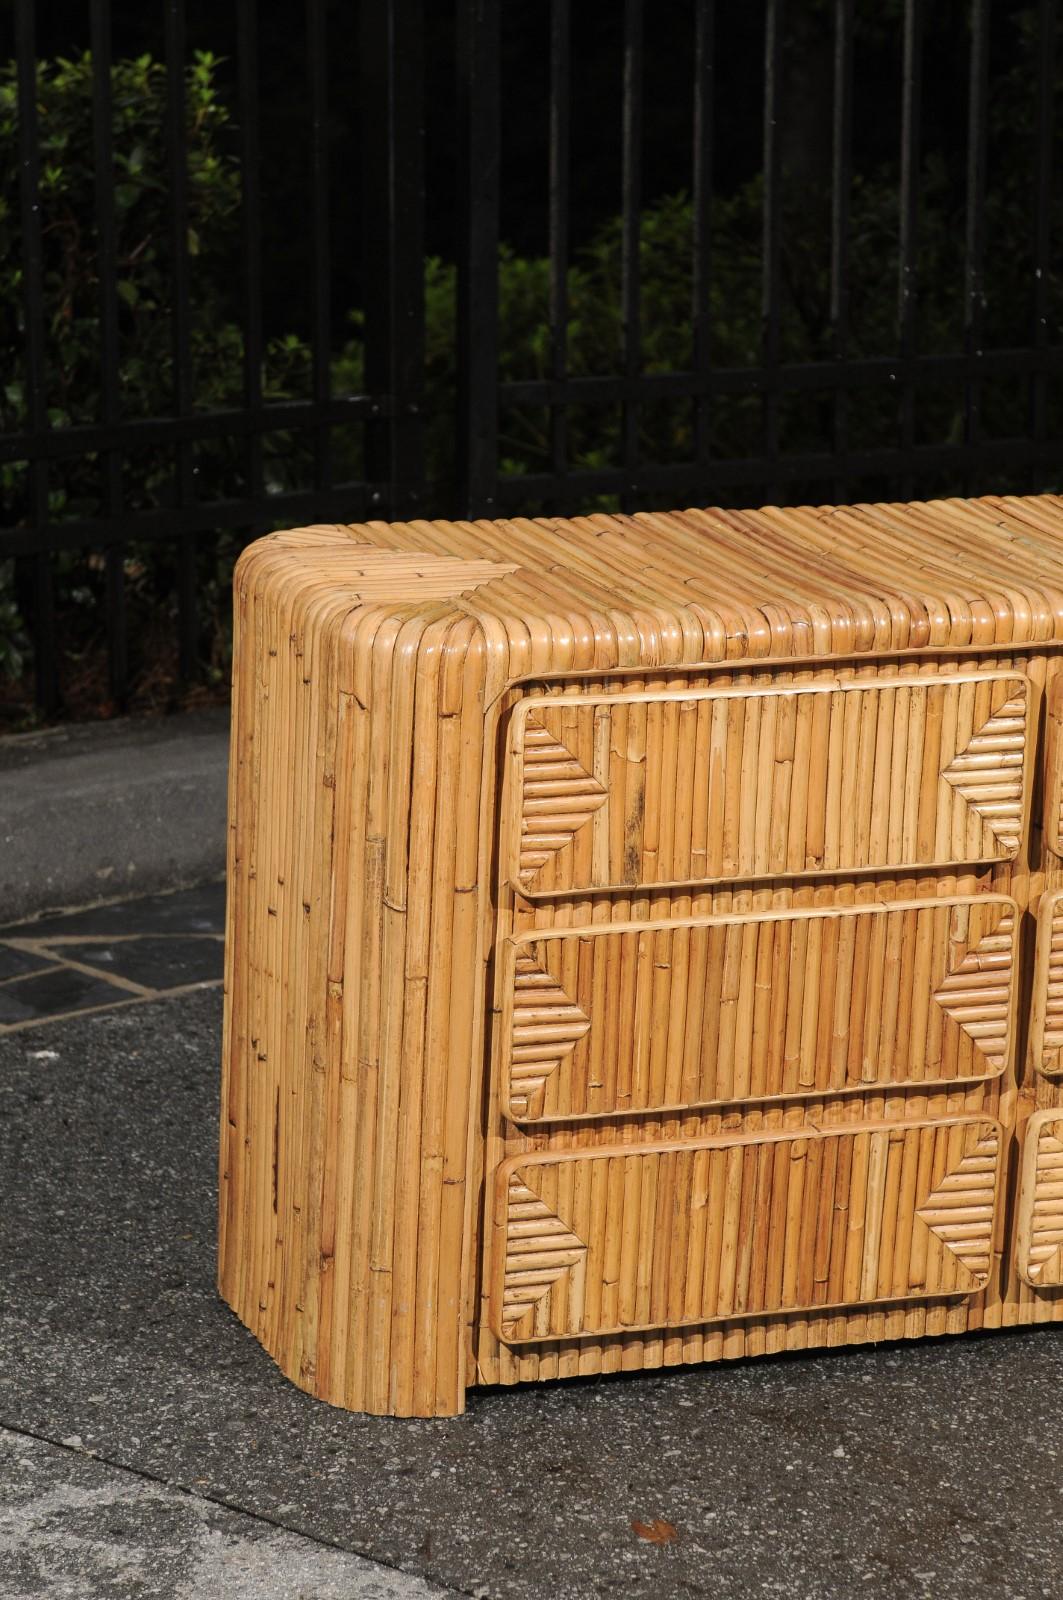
219,493 -> 1063,1417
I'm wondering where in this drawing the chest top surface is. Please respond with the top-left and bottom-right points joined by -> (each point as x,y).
238,492 -> 1063,670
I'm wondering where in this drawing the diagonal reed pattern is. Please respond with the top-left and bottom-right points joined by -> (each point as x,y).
501,1175 -> 588,1338
517,716 -> 608,886
939,689 -> 1027,852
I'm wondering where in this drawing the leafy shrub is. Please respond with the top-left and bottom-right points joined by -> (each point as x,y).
0,50 -> 311,715
2,30 -> 1059,720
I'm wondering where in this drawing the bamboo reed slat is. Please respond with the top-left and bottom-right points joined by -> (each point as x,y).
1030,889 -> 1063,1076
219,495 -> 1063,1417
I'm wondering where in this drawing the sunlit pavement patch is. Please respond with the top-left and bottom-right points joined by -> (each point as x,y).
0,1429 -> 451,1599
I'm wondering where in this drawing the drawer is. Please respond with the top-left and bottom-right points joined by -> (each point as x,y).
1017,1111 -> 1063,1286
505,670 -> 1030,895
1030,890 -> 1063,1076
1043,676 -> 1063,856
492,1116 -> 1002,1343
499,894 -> 1017,1122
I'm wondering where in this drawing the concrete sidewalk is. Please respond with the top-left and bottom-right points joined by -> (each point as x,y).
1,1430 -> 450,1599
0,710 -> 229,924
2,888 -> 1063,1599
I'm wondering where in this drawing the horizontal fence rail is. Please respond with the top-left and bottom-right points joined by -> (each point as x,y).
1,0 -> 1061,714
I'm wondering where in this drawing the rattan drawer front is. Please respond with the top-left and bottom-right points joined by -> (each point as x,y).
1043,677 -> 1063,856
505,671 -> 1030,896
498,894 -> 1017,1123
492,1117 -> 1002,1344
1030,889 -> 1063,1076
1017,1112 -> 1063,1287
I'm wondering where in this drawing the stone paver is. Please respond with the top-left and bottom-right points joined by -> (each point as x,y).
4,881 -> 226,940
0,882 -> 224,1033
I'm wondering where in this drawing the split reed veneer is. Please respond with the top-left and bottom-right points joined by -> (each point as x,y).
219,492 -> 1063,1417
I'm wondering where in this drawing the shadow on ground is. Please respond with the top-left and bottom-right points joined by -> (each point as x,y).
1,930 -> 1061,1599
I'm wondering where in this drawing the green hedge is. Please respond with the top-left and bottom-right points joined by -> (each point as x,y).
2,42 -> 1059,714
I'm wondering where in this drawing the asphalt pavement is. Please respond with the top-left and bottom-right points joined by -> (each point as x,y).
2,886 -> 1063,1600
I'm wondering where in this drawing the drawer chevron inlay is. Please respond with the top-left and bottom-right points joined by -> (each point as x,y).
501,1175 -> 590,1333
500,896 -> 1017,1122
938,689 -> 1026,851
493,1119 -> 1002,1342
509,951 -> 592,1117
1018,1113 -> 1063,1286
930,906 -> 1015,1064
508,672 -> 1030,893
912,1129 -> 1000,1278
517,715 -> 608,882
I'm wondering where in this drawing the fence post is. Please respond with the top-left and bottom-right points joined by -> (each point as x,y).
14,0 -> 58,714
360,0 -> 426,521
456,0 -> 500,520
90,0 -> 128,707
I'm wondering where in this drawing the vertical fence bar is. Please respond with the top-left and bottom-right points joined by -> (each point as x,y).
307,0 -> 332,493
164,0 -> 197,680
761,0 -> 784,496
692,0 -> 715,482
963,0 -> 990,493
360,0 -> 426,518
547,0 -> 571,509
91,0 -> 127,706
829,0 -> 854,503
620,0 -> 644,513
237,0 -> 264,524
898,0 -> 924,499
15,0 -> 57,713
385,0 -> 425,519
456,0 -> 500,518
1030,0 -> 1057,486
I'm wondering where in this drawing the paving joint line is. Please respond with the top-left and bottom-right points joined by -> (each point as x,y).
3,933 -> 225,947
0,960 -> 63,988
0,1415 -> 471,1599
0,977 -> 224,1036
2,949 -> 157,999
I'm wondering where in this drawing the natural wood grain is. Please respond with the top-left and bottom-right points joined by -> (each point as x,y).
1042,674 -> 1063,857
1031,889 -> 1063,1077
1016,1112 -> 1063,1286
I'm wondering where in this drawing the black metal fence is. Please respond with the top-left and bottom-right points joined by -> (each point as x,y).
3,0 -> 1062,715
